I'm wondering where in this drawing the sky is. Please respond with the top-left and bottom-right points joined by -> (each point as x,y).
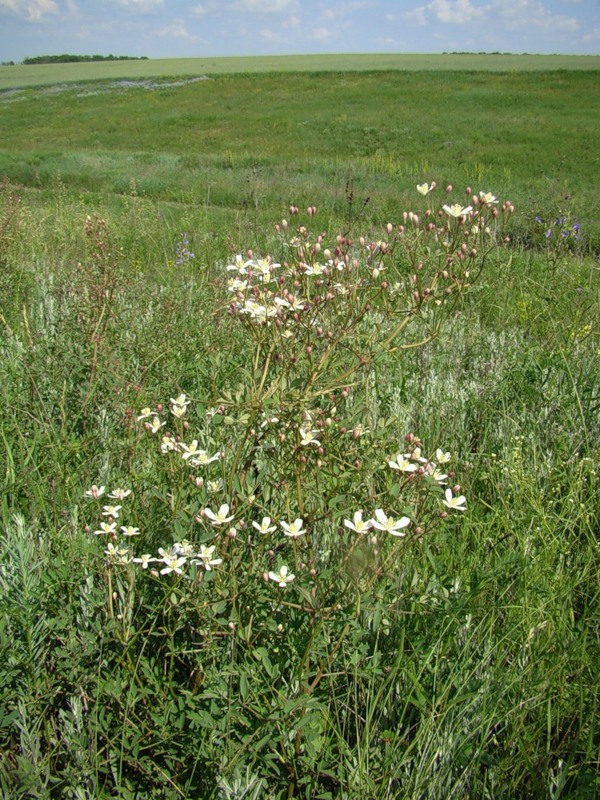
0,0 -> 598,63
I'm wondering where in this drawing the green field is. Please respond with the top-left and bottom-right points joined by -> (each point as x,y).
1,52 -> 600,90
0,62 -> 598,799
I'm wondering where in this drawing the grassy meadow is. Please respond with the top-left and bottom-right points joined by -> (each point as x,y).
0,60 -> 599,799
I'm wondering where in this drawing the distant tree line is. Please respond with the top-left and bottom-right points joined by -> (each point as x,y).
21,54 -> 149,65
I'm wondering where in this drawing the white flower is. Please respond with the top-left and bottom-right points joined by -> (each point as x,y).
443,489 -> 467,511
240,300 -> 277,324
120,526 -> 141,537
227,276 -> 248,292
108,488 -> 131,500
251,257 -> 280,280
132,553 -> 157,569
299,428 -> 321,447
426,466 -> 448,484
280,518 -> 305,539
206,479 -> 223,494
344,511 -> 372,534
416,183 -> 434,195
160,435 -> 178,453
371,509 -> 411,536
170,393 -> 190,409
136,408 -> 154,421
171,404 -> 187,419
190,450 -> 221,467
435,448 -> 451,464
148,416 -> 165,434
158,547 -> 187,575
102,505 -> 121,518
410,447 -> 428,463
252,517 -> 277,534
204,504 -> 235,526
275,295 -> 306,312
268,565 -> 295,587
94,521 -> 117,536
227,254 -> 249,274
443,204 -> 473,219
104,543 -> 131,564
303,262 -> 327,276
478,191 -> 498,204
388,455 -> 417,473
195,544 -> 223,571
180,440 -> 202,461
85,484 -> 105,500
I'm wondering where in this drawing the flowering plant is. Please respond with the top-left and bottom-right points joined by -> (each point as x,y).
81,183 -> 512,796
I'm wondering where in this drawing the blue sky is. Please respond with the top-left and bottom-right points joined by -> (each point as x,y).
0,0 -> 597,62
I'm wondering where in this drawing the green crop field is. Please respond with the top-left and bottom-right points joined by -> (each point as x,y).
1,52 -> 599,90
0,61 -> 598,799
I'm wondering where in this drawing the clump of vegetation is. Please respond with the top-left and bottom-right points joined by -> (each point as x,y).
22,54 -> 148,65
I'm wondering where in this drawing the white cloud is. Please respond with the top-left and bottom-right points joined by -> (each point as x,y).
111,0 -> 164,13
190,2 -> 206,14
403,5 -> 428,24
581,27 -> 599,42
402,0 -> 580,33
156,18 -> 197,38
428,0 -> 485,24
494,0 -> 578,32
260,26 -> 279,38
311,26 -> 331,40
230,0 -> 296,11
0,0 -> 58,20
